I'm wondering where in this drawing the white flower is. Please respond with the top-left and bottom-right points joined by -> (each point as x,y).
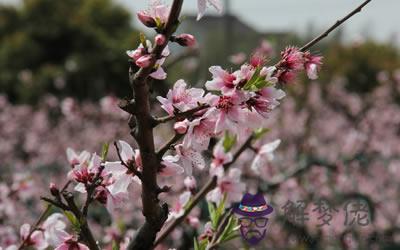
251,139 -> 281,174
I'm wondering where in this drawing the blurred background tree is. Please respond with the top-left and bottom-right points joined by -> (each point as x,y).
1,0 -> 400,104
0,0 -> 139,103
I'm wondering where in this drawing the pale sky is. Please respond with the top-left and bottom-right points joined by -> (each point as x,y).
2,0 -> 399,44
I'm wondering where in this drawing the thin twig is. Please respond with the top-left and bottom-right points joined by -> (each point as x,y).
156,133 -> 183,158
300,0 -> 372,52
155,104 -> 210,125
62,192 -> 100,250
154,135 -> 254,246
17,205 -> 52,250
113,141 -> 143,179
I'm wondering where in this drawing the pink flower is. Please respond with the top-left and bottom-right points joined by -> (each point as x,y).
66,148 -> 90,166
205,66 -> 237,94
229,52 -> 246,65
126,40 -> 170,80
209,141 -> 232,177
137,0 -> 170,28
246,86 -> 285,117
197,0 -> 223,21
174,119 -> 189,134
280,46 -> 304,71
137,11 -> 157,27
184,176 -> 197,192
175,34 -> 197,47
126,47 -> 145,61
135,55 -> 153,68
168,191 -> 191,220
42,213 -> 68,247
175,144 -> 205,176
157,80 -> 205,116
54,236 -> 89,250
277,70 -> 297,84
304,52 -> 323,80
183,108 -> 216,150
251,139 -> 281,174
20,224 -> 48,250
69,153 -> 102,191
207,168 -> 245,206
155,34 -> 166,46
249,53 -> 265,68
213,91 -> 247,134
159,155 -> 184,177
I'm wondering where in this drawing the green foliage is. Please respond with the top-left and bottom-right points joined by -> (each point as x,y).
243,67 -> 273,91
112,241 -> 120,250
0,0 -> 138,103
222,132 -> 237,152
218,215 -> 240,243
323,41 -> 400,93
207,195 -> 226,229
101,142 -> 110,161
193,237 -> 208,250
253,127 -> 270,140
63,211 -> 81,233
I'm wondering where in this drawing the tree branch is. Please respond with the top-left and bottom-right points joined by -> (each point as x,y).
62,192 -> 99,250
155,104 -> 210,125
300,0 -> 372,52
154,135 -> 254,246
127,1 -> 184,249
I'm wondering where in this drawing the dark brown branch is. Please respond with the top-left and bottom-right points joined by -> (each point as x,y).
156,133 -> 183,158
300,0 -> 372,52
118,99 -> 137,114
82,165 -> 105,217
127,1 -> 184,249
155,104 -> 210,125
62,192 -> 100,250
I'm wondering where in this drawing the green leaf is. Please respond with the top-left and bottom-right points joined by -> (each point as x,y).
101,142 -> 110,161
139,33 -> 147,48
193,237 -> 208,250
219,216 -> 240,243
222,133 -> 237,152
216,194 -> 227,218
243,67 -> 261,90
208,202 -> 218,229
253,128 -> 271,140
63,211 -> 80,233
194,237 -> 200,250
112,241 -> 120,250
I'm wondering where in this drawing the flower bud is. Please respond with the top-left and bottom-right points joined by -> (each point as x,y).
175,34 -> 196,47
137,11 -> 157,28
49,182 -> 60,196
184,176 -> 197,192
250,54 -> 264,68
155,34 -> 166,46
186,216 -> 200,228
135,55 -> 153,68
127,48 -> 144,61
174,120 -> 189,134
